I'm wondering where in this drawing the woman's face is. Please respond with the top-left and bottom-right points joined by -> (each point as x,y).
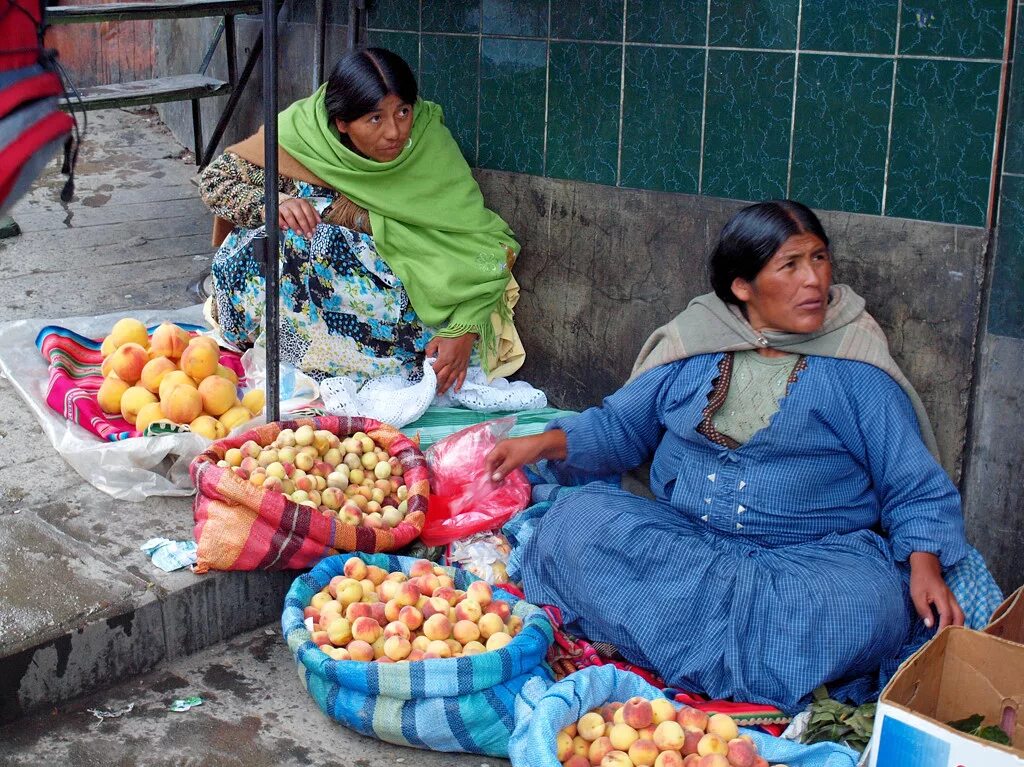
335,93 -> 413,162
730,232 -> 832,334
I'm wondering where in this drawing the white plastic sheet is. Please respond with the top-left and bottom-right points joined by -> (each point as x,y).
0,304 -> 261,501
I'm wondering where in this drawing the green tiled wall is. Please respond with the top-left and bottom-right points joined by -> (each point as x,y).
366,0 -> 1009,227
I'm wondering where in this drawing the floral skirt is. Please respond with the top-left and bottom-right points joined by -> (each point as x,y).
211,223 -> 434,383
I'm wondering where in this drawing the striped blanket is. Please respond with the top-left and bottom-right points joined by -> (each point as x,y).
36,323 -> 245,441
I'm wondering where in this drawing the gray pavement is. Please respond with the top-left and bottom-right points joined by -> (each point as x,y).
0,108 -> 501,765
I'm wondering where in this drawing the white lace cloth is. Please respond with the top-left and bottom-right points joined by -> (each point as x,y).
319,361 -> 547,427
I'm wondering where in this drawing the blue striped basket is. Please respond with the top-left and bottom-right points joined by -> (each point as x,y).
282,552 -> 555,757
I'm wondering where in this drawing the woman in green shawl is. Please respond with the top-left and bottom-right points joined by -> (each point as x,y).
198,47 -> 523,394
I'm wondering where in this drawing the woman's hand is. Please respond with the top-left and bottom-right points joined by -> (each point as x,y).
909,551 -> 965,630
278,197 -> 321,238
426,333 -> 476,395
486,431 -> 568,482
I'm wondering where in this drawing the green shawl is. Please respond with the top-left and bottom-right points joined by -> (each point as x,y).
277,86 -> 519,366
630,284 -> 940,459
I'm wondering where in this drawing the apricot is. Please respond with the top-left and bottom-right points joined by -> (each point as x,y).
97,375 -> 130,414
422,613 -> 451,641
189,415 -> 226,440
179,341 -> 218,382
398,605 -> 423,631
351,616 -> 381,644
120,385 -> 157,425
215,363 -> 239,385
242,388 -> 265,415
707,714 -> 738,742
100,354 -> 116,377
158,370 -> 196,403
134,401 -> 165,434
623,697 -> 654,730
218,405 -> 252,432
139,356 -> 177,394
149,322 -> 189,359
423,639 -> 451,658
325,617 -> 352,646
108,317 -> 149,349
466,580 -> 492,606
162,384 -> 203,424
198,374 -> 237,416
100,335 -> 119,357
454,599 -> 482,623
110,342 -> 149,385
383,621 -> 410,641
572,736 -> 589,758
629,739 -> 659,766
462,640 -> 486,655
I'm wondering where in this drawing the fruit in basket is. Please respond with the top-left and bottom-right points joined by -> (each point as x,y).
697,734 -> 727,757
725,739 -> 757,767
110,342 -> 149,385
676,706 -> 709,733
97,375 -> 130,414
653,721 -> 685,752
624,697 -> 655,729
629,739 -> 660,766
149,322 -> 190,359
651,698 -> 677,726
108,317 -> 150,350
120,385 -> 157,424
139,356 -> 177,394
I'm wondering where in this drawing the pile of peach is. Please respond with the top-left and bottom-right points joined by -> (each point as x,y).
305,558 -> 523,661
557,698 -> 783,767
96,317 -> 263,437
219,426 -> 412,529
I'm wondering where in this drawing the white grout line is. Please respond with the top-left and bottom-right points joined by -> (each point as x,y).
1004,170 -> 1024,177
785,0 -> 803,198
615,0 -> 628,186
541,0 -> 551,176
697,0 -> 712,193
881,0 -> 903,216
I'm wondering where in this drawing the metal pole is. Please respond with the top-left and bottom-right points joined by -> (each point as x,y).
313,0 -> 327,89
262,0 -> 280,423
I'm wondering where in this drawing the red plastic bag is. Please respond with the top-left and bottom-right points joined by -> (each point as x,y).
420,418 -> 531,546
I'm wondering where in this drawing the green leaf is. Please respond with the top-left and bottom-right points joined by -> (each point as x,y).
948,714 -> 985,733
974,725 -> 1012,746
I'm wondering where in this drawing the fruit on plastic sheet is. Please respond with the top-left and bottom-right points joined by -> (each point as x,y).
197,375 -> 238,416
189,415 -> 226,440
706,715 -> 739,742
120,385 -> 157,425
242,388 -> 265,415
218,405 -> 253,432
108,317 -> 150,350
149,322 -> 189,359
110,342 -> 149,385
629,739 -> 660,766
97,375 -> 130,414
725,739 -> 756,767
180,341 -> 218,382
162,384 -> 203,424
653,721 -> 686,752
139,356 -> 177,394
623,697 -> 655,730
134,402 -> 165,434
697,734 -> 728,757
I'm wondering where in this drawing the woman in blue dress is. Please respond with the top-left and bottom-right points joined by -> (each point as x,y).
487,200 -> 970,712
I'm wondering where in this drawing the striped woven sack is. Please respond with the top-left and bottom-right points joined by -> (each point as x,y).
191,416 -> 427,572
282,552 -> 555,757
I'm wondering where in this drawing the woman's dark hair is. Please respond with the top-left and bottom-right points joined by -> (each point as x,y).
324,47 -> 418,123
709,200 -> 830,305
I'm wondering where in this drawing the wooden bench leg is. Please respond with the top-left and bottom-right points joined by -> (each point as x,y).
191,98 -> 203,161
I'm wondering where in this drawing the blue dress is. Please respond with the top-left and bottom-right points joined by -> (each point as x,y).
519,354 -> 969,712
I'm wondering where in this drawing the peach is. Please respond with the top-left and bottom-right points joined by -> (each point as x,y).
454,599 -> 483,623
676,707 -> 709,733
395,582 -> 421,607
411,635 -> 431,653
162,384 -> 203,424
506,615 -> 524,636
629,739 -> 660,767
383,635 -> 411,661
485,631 -> 513,651
100,335 -> 119,357
100,353 -> 117,377
655,753 -> 685,767
422,596 -> 450,619
462,640 -> 486,655
310,630 -> 331,647
343,603 -> 373,624
750,759 -> 768,767
681,730 -> 703,756
219,405 -> 252,432
398,605 -> 423,631
108,317 -> 150,350
351,616 -> 381,644
452,619 -> 480,645
325,646 -> 350,661
564,757 -> 590,767
310,591 -> 332,610
135,401 -> 165,434
424,639 -> 451,658
556,731 -> 574,762
369,603 -> 387,626
149,322 -> 189,359
434,586 -> 459,606
242,388 -> 265,415
697,757 -> 729,767
216,363 -> 238,385
187,334 -> 220,355
97,375 -> 130,414
572,736 -> 590,759
383,599 -> 403,623
682,757 -> 701,767
189,415 -> 226,440
725,739 -> 756,767
415,573 -> 441,596
325,617 -> 352,646
601,752 -> 634,767
407,649 -> 425,662
486,600 -> 512,622
347,640 -> 374,662
609,723 -> 639,752
697,734 -> 728,757
157,370 -> 197,403
564,723 -> 578,738
139,356 -> 177,393
466,580 -> 492,606
196,375 -> 237,416
602,702 -> 624,723
651,697 -> 677,725
444,638 -> 463,657
110,343 -> 149,384
338,579 -> 364,606
653,720 -> 685,752
589,735 -> 615,765
613,707 -> 627,725
623,697 -> 654,730
577,712 -> 606,742
383,621 -> 410,641
120,385 -> 158,425
366,566 -> 388,586
478,612 -> 504,640
707,715 -> 738,742
303,605 -> 320,621
180,341 -> 218,382
422,613 -> 451,641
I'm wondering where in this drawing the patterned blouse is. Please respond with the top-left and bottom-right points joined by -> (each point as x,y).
197,151 -> 306,229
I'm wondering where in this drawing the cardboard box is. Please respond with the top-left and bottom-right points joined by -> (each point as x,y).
987,586 -> 1024,645
868,626 -> 1023,767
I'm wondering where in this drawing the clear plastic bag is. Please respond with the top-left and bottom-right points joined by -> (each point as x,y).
448,531 -> 513,584
421,417 -> 531,546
